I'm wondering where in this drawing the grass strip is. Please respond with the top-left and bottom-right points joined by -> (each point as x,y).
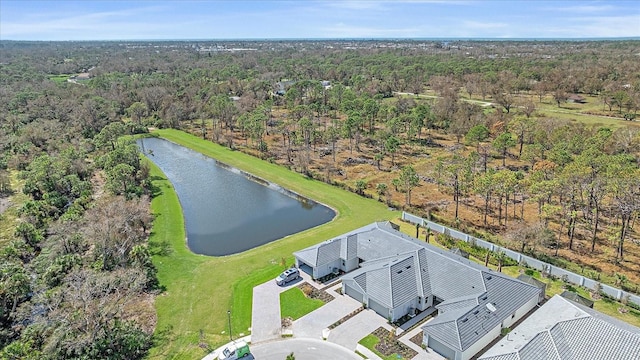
146,129 -> 398,359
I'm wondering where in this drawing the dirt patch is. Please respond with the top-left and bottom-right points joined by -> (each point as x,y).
0,197 -> 10,215
410,331 -> 423,347
371,326 -> 418,359
298,282 -> 334,303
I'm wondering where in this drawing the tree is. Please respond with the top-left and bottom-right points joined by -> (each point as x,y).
94,122 -> 127,151
509,116 -> 535,158
376,183 -> 388,202
473,170 -> 496,226
286,352 -> 295,360
465,124 -> 489,150
395,165 -> 420,206
553,88 -> 569,108
384,135 -> 400,166
494,251 -> 507,272
607,163 -> 640,261
84,195 -> 152,271
492,132 -> 516,166
40,268 -> 152,359
126,102 -> 148,123
0,169 -> 11,195
0,261 -> 31,319
435,154 -> 473,220
355,179 -> 367,195
363,98 -> 380,134
505,221 -> 552,254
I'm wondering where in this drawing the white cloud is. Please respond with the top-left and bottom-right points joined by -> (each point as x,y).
549,4 -> 617,13
1,4 -> 174,40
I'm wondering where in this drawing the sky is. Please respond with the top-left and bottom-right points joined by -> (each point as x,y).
1,0 -> 639,41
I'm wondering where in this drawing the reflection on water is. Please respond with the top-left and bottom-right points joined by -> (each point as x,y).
138,137 -> 335,256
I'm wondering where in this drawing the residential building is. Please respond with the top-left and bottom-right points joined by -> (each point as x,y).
294,222 -> 542,360
479,294 -> 640,360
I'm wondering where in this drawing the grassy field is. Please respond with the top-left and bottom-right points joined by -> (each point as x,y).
146,129 -> 398,359
47,74 -> 70,84
280,287 -> 325,320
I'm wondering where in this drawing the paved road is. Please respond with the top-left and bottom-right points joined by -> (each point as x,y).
250,338 -> 362,360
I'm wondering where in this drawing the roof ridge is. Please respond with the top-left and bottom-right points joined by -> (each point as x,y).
546,329 -> 562,360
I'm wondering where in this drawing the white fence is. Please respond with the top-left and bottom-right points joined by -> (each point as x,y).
402,212 -> 640,305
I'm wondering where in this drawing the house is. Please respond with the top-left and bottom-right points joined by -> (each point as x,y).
479,295 -> 640,360
274,80 -> 296,96
560,290 -> 594,308
294,222 -> 542,360
567,94 -> 587,103
517,274 -> 546,303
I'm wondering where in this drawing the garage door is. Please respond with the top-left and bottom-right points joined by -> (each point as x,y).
428,336 -> 456,360
298,263 -> 313,276
369,298 -> 389,319
344,284 -> 364,303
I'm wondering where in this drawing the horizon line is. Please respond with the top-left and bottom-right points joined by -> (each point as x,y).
2,36 -> 639,43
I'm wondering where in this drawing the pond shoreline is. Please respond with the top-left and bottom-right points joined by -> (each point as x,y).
139,136 -> 336,256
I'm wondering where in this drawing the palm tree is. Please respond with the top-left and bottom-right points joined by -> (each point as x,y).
286,352 -> 295,360
495,251 -> 507,272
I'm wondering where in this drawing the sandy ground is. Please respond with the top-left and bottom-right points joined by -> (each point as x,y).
0,197 -> 10,215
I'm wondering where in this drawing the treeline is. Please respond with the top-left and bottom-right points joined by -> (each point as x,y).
0,43 -> 157,360
0,40 -> 639,356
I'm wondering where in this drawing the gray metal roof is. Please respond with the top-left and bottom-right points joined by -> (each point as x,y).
293,237 -> 341,267
518,332 -> 560,360
559,290 -> 594,308
424,272 -> 541,352
348,252 -> 425,309
516,274 -> 546,290
479,295 -> 640,360
295,222 -> 542,354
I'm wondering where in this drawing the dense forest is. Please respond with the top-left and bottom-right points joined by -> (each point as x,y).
0,39 -> 639,358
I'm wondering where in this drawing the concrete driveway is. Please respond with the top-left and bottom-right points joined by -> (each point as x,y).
251,275 -> 304,344
247,272 -> 443,360
291,284 -> 362,339
327,308 -> 390,351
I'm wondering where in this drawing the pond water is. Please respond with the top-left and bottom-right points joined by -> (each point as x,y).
138,137 -> 335,256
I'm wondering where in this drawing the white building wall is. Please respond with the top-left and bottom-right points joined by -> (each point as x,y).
343,257 -> 359,272
502,295 -> 538,329
461,323 -> 501,360
391,298 -> 419,322
317,259 -> 341,278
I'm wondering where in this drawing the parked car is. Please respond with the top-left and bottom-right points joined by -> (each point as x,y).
275,267 -> 300,286
217,341 -> 250,360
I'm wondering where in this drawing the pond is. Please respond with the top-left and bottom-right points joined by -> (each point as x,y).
137,137 -> 335,256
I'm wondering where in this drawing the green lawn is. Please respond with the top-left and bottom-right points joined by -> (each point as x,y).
280,287 -> 325,320
146,129 -> 398,359
47,74 -> 70,84
358,334 -> 406,360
